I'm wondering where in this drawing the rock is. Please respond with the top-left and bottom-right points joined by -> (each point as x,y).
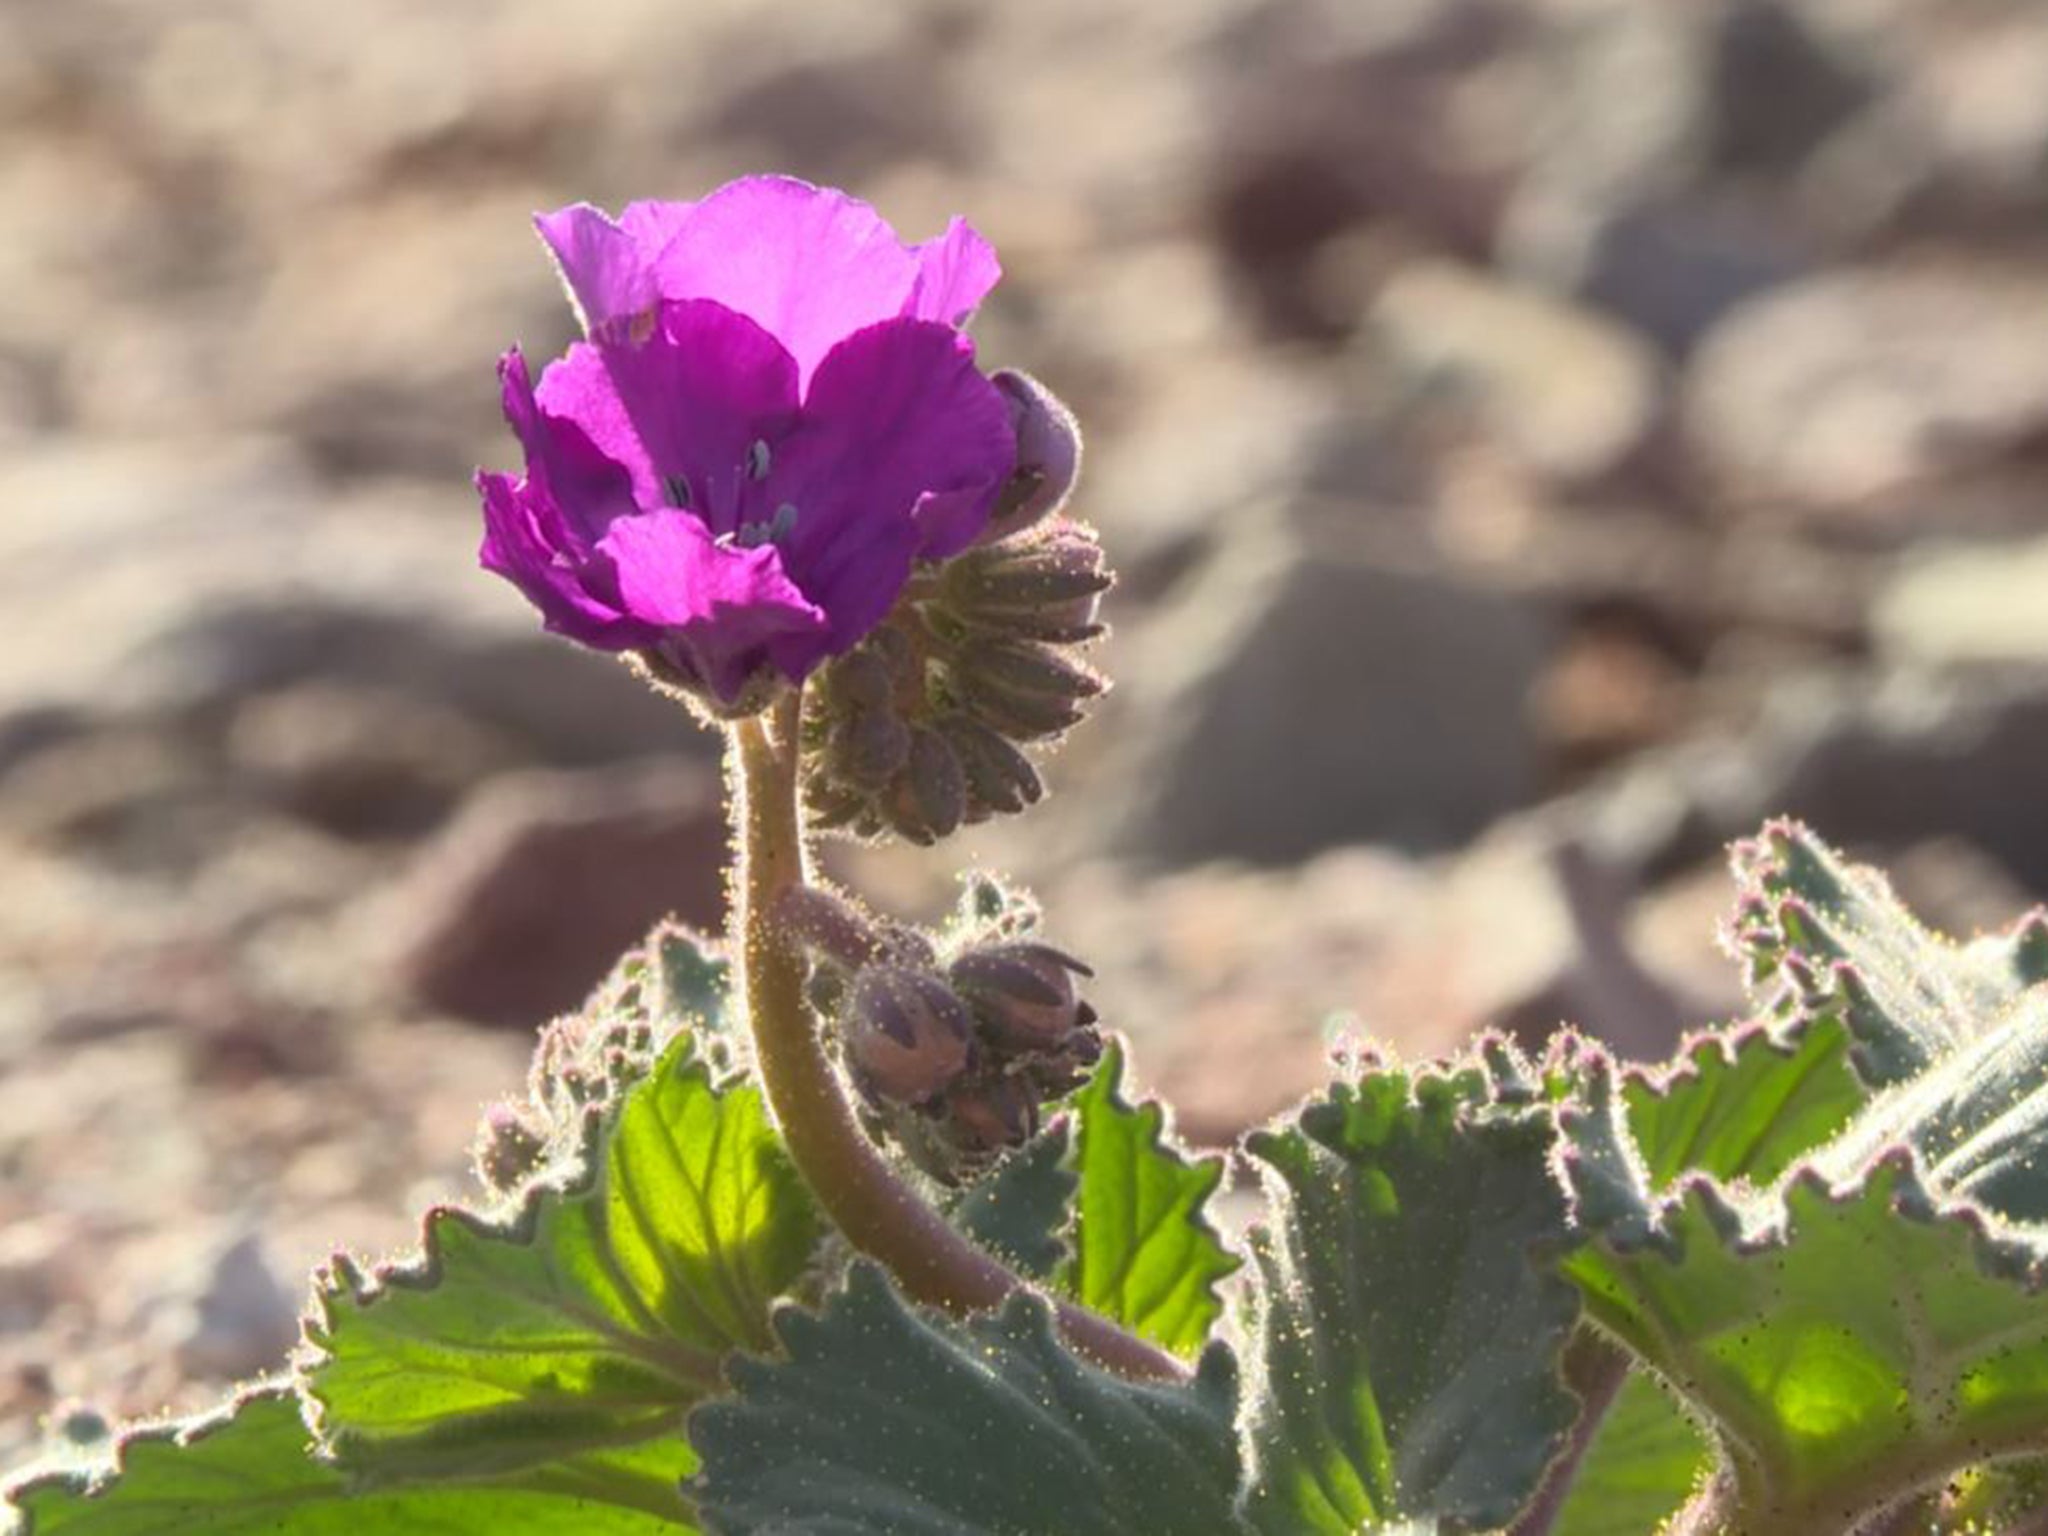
1530,612 -> 1692,774
1887,836 -> 2039,938
229,188 -> 567,476
1367,259 -> 1665,485
386,758 -> 728,1027
1796,4 -> 2048,239
1099,505 -> 1555,867
1554,667 -> 2048,896
1080,347 -> 1347,590
1052,847 -> 1439,1144
1685,265 -> 2048,516
0,439 -> 695,765
226,683 -> 515,841
1196,0 -> 1525,340
166,1232 -> 297,1381
1060,817 -> 1714,1144
1872,537 -> 2048,667
1500,190 -> 1809,356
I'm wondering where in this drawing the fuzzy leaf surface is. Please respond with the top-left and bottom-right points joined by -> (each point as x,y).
1239,1063 -> 1579,1535
1550,1372 -> 1709,1536
305,1038 -> 817,1482
5,1388 -> 695,1534
948,1121 -> 1074,1280
1734,820 -> 2048,1086
1564,1054 -> 2048,1527
1058,1042 -> 1237,1357
1621,1018 -> 1864,1190
689,1263 -> 1249,1536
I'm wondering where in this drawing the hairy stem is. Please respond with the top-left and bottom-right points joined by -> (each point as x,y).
730,692 -> 1185,1384
1504,1330 -> 1632,1536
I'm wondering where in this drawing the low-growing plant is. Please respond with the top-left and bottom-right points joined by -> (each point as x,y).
8,176 -> 2048,1536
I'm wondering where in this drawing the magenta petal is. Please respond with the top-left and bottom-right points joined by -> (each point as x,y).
534,205 -> 660,335
777,318 -> 1016,569
536,300 -> 800,533
618,198 -> 694,254
477,472 -> 652,650
908,218 -> 1001,325
646,176 -> 920,388
497,348 -> 638,548
598,508 -> 830,699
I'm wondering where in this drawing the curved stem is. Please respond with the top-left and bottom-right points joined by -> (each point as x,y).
730,692 -> 1186,1384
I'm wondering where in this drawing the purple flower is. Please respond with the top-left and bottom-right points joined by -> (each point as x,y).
478,176 -> 1016,708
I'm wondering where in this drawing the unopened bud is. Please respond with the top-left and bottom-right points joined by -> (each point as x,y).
1027,1020 -> 1103,1098
830,706 -> 912,790
948,638 -> 1103,741
940,713 -> 1044,819
940,523 -> 1111,644
818,646 -> 895,712
844,966 -> 973,1105
947,1076 -> 1040,1154
881,727 -> 966,845
949,941 -> 1093,1050
803,776 -> 870,833
979,371 -> 1083,545
474,1102 -> 549,1192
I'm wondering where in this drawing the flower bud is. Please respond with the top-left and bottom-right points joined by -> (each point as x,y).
803,775 -> 872,834
946,637 -> 1104,741
829,704 -> 912,790
816,644 -> 895,712
978,371 -> 1083,545
880,726 -> 966,845
949,941 -> 1093,1050
939,712 -> 1044,820
939,521 -> 1111,644
1026,1021 -> 1104,1099
843,965 -> 973,1105
946,1076 -> 1040,1154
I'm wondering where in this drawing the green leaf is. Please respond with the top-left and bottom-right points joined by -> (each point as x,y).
688,1263 -> 1249,1536
648,925 -> 735,1037
1733,819 -> 2048,1087
948,1122 -> 1074,1280
1058,1042 -> 1237,1357
1563,1059 -> 2048,1529
1551,1373 -> 1710,1536
1238,1061 -> 1579,1535
6,1387 -> 695,1534
1621,1017 -> 1865,1191
1811,987 -> 2048,1224
305,1038 -> 817,1483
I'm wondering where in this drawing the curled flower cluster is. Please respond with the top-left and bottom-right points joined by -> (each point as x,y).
786,882 -> 1103,1183
476,176 -> 1018,714
799,375 -> 1109,842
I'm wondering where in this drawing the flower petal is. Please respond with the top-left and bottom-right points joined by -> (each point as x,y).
476,471 -> 652,650
908,217 -> 1001,325
645,175 -> 920,387
775,317 -> 1016,574
535,300 -> 801,535
497,347 -> 639,549
533,204 -> 660,336
618,198 -> 694,253
598,507 -> 830,699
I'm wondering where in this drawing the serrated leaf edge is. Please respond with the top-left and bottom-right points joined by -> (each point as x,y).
3,1381 -> 306,1517
1067,1039 -> 1240,1355
295,1043 -> 784,1464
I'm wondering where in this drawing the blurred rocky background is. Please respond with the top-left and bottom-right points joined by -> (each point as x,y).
4,0 -> 2048,1458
